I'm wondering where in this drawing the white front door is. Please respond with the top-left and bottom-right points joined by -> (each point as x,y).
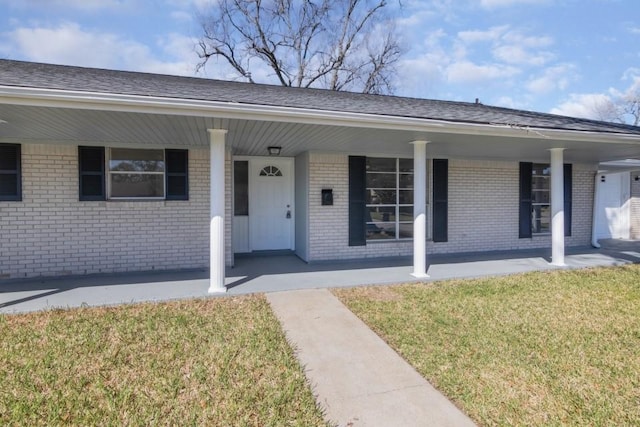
249,157 -> 294,251
595,172 -> 630,239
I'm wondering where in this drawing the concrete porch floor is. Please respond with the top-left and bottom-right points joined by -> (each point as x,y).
1,240 -> 640,314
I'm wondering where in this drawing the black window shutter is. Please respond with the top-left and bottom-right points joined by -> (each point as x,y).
564,163 -> 572,237
432,159 -> 448,242
519,162 -> 533,238
0,143 -> 21,201
166,149 -> 189,200
348,156 -> 366,246
78,146 -> 105,201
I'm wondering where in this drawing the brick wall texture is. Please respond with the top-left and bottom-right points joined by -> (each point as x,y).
0,144 -> 233,279
1,146 -> 596,279
306,154 -> 595,261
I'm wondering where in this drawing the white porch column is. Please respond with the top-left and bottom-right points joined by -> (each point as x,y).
550,148 -> 565,266
412,140 -> 429,278
208,129 -> 228,293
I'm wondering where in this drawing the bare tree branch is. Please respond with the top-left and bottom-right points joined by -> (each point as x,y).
195,0 -> 402,94
592,82 -> 640,126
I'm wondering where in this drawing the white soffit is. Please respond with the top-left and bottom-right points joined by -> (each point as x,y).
2,85 -> 640,146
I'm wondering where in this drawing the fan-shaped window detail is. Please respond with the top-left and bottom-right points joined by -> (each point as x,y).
259,166 -> 283,177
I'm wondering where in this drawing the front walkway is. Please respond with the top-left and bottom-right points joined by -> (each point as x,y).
1,241 -> 639,314
268,288 -> 476,426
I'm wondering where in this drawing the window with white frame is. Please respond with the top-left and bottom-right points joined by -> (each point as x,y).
531,163 -> 551,234
109,148 -> 165,198
365,157 -> 418,240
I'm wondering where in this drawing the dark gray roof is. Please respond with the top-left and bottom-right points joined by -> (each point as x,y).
2,59 -> 640,135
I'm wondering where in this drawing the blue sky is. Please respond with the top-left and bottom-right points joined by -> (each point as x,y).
1,0 -> 639,119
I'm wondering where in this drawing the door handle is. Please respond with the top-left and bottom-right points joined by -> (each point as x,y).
286,210 -> 291,219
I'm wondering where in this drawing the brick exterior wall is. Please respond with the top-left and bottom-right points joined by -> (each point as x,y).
306,153 -> 595,261
631,172 -> 640,239
1,145 -> 597,279
0,144 -> 233,280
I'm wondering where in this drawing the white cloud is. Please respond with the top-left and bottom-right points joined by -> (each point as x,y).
458,26 -> 509,43
166,0 -> 215,9
479,0 -> 548,8
550,93 -> 611,119
494,96 -> 528,109
621,67 -> 640,84
493,44 -> 553,66
446,61 -> 519,84
396,53 -> 448,97
456,26 -> 554,67
0,22 -> 200,76
3,0 -> 129,11
526,64 -> 576,94
502,31 -> 552,49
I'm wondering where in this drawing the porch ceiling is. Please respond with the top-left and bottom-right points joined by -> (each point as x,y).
1,103 -> 640,164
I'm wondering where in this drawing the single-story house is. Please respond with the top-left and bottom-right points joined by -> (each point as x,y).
1,59 -> 640,292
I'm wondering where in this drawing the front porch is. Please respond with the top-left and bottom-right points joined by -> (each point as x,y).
2,240 -> 639,314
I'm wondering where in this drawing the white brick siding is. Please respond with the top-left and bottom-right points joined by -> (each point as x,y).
306,154 -> 595,261
1,145 -> 597,279
0,144 -> 232,279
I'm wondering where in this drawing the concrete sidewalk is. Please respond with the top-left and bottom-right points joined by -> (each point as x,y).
267,289 -> 476,427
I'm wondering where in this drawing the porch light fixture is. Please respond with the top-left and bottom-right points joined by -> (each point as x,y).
267,146 -> 281,156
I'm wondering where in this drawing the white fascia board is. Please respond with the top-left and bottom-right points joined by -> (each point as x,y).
598,159 -> 640,173
2,85 -> 640,145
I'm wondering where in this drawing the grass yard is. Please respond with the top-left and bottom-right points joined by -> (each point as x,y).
0,295 -> 326,426
335,265 -> 640,426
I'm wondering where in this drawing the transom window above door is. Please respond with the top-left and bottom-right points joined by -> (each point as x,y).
259,166 -> 283,177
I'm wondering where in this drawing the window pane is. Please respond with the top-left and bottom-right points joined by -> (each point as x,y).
399,190 -> 413,204
110,148 -> 165,172
398,223 -> 413,239
532,205 -> 551,233
532,176 -> 549,190
110,160 -> 165,172
111,174 -> 164,197
79,147 -> 104,172
0,146 -> 18,170
366,189 -> 396,204
532,164 -> 551,176
234,161 -> 249,216
366,172 -> 396,189
166,150 -> 187,173
366,222 -> 396,239
398,158 -> 413,172
399,173 -> 413,189
367,206 -> 396,222
532,190 -> 550,204
166,175 -> 187,198
366,157 -> 395,172
398,206 -> 413,221
81,175 -> 103,197
0,173 -> 18,196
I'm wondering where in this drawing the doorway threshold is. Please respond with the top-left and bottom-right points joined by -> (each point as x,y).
235,250 -> 295,258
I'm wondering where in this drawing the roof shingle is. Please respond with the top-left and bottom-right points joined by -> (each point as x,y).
2,59 -> 639,135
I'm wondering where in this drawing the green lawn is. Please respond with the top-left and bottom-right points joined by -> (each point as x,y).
0,296 -> 326,426
335,265 -> 640,426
